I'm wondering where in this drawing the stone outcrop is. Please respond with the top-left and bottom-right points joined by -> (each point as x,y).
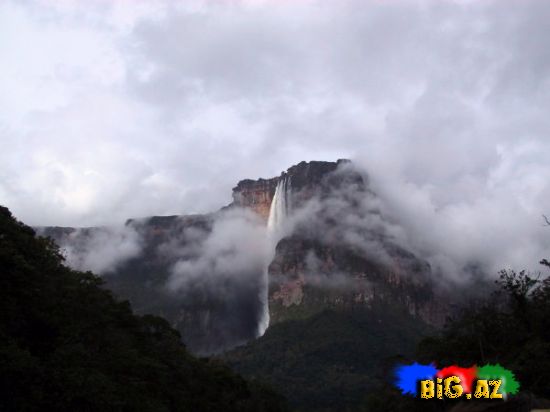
231,178 -> 278,221
267,234 -> 445,326
232,159 -> 448,328
40,159 -> 449,355
230,159 -> 355,221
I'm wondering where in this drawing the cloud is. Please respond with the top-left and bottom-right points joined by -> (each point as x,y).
282,162 -> 427,279
353,138 -> 550,279
164,207 -> 271,351
44,225 -> 143,275
1,0 -> 550,278
167,208 -> 269,292
302,249 -> 362,290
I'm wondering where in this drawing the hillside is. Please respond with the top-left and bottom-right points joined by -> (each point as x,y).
0,206 -> 287,411
224,304 -> 432,411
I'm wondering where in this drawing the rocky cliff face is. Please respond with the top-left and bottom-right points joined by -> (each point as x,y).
233,159 -> 446,327
267,235 -> 444,326
231,178 -> 279,221
40,159 -> 448,356
230,159 -> 353,217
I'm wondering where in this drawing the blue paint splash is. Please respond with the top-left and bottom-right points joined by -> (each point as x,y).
395,363 -> 438,395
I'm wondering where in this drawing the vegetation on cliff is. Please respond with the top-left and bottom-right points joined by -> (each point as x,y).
225,260 -> 550,411
224,303 -> 433,411
0,206 -> 287,411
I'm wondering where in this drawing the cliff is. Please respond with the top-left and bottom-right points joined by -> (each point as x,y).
40,159 -> 449,357
230,159 -> 353,221
231,178 -> 278,221
232,159 -> 447,327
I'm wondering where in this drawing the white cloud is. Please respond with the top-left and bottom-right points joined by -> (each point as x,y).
1,0 -> 550,275
167,208 -> 269,292
53,225 -> 143,275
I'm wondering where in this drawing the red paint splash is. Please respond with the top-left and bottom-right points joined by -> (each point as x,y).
436,366 -> 477,393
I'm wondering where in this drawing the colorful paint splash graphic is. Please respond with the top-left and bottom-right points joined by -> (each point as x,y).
394,363 -> 520,397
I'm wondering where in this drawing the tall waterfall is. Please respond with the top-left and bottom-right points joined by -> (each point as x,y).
258,176 -> 292,336
267,176 -> 291,233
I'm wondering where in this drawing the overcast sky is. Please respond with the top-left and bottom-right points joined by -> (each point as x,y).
2,0 -> 550,273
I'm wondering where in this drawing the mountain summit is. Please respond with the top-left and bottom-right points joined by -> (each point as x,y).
40,160 -> 447,355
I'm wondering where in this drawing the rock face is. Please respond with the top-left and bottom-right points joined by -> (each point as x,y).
40,159 -> 448,356
231,178 -> 278,221
230,159 -> 352,221
233,159 -> 447,327
267,235 -> 444,326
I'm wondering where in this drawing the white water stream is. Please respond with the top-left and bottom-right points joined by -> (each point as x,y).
257,176 -> 292,336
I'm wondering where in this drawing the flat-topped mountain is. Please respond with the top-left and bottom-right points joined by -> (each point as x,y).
40,160 -> 447,357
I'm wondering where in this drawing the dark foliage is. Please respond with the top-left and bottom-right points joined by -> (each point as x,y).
224,303 -> 432,411
0,206 -> 287,412
416,266 -> 550,398
363,262 -> 550,411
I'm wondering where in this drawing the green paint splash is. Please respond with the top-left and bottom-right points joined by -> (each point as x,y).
477,364 -> 520,395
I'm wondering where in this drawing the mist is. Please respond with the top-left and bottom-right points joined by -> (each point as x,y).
158,208 -> 272,352
165,208 -> 271,340
36,225 -> 143,275
2,0 -> 550,281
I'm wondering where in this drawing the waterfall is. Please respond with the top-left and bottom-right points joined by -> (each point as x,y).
267,176 -> 291,233
258,176 -> 291,336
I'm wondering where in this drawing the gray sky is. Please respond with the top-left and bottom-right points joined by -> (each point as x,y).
2,0 -> 550,274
